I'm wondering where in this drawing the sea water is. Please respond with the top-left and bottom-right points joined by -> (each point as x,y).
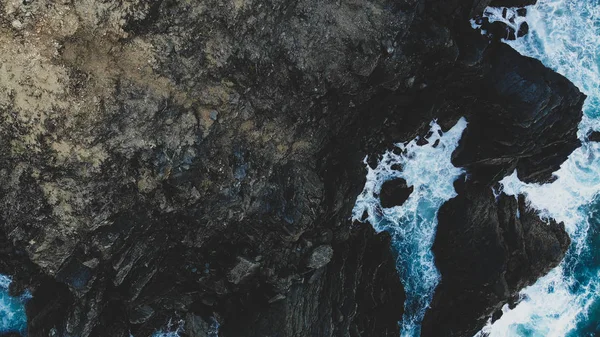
353,118 -> 467,337
0,274 -> 28,335
475,1 -> 600,336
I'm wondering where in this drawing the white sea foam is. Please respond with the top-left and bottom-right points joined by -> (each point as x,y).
475,1 -> 600,336
353,118 -> 467,337
0,275 -> 11,290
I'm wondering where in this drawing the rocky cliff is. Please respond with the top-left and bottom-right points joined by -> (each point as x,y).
0,0 -> 583,336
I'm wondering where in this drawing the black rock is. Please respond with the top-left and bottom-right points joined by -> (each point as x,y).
452,43 -> 585,185
129,305 -> 155,325
421,182 -> 570,337
588,131 -> 600,142
490,0 -> 537,6
517,22 -> 529,37
380,178 -> 414,208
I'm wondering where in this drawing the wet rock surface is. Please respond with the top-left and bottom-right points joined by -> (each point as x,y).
588,131 -> 600,142
380,178 -> 413,208
221,223 -> 405,337
490,0 -> 537,7
451,43 -> 585,185
422,181 -> 570,337
0,0 -> 583,336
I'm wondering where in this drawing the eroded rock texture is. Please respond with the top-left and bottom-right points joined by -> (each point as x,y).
422,181 -> 570,337
452,43 -> 585,184
0,0 -> 582,336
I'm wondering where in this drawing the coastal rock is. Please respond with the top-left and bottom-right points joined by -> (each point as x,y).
452,43 -> 585,184
129,305 -> 155,325
490,0 -> 537,6
517,22 -> 529,37
0,0 -> 422,335
184,314 -> 216,337
588,131 -> 600,142
0,0 -> 583,336
228,258 -> 260,285
220,223 -> 405,337
421,181 -> 570,337
380,178 -> 413,208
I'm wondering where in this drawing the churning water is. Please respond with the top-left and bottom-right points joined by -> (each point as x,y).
353,118 -> 467,337
0,274 -> 28,335
475,1 -> 600,336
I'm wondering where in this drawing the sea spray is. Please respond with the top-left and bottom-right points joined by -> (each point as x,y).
475,1 -> 600,336
353,118 -> 467,337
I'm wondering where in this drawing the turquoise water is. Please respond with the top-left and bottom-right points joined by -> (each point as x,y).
0,274 -> 28,335
476,1 -> 600,336
353,118 -> 467,337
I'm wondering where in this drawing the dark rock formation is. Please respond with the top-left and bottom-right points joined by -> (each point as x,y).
0,0 -> 447,335
421,181 -> 570,337
490,0 -> 537,7
220,223 -> 405,337
0,0 -> 583,336
380,179 -> 413,208
452,43 -> 585,184
517,22 -> 530,37
588,131 -> 600,142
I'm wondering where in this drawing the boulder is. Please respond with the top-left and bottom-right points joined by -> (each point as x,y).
307,245 -> 334,269
380,178 -> 414,208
